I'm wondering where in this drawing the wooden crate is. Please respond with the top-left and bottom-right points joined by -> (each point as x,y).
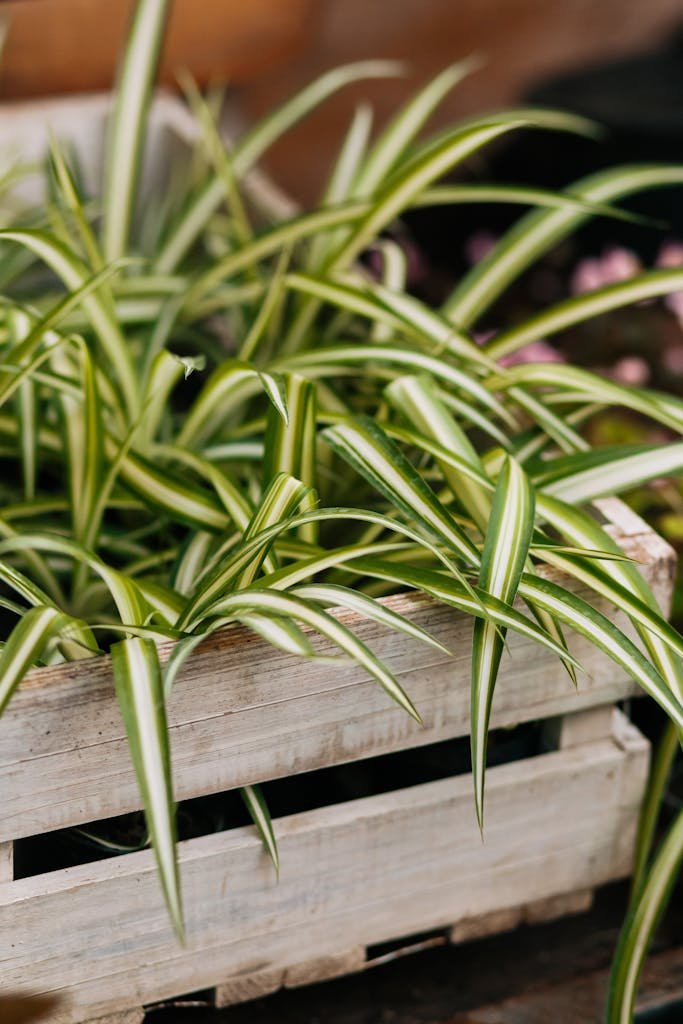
0,498 -> 671,1022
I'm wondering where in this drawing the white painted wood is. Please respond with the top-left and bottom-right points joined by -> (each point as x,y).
0,722 -> 648,1024
0,841 -> 12,882
0,503 -> 668,843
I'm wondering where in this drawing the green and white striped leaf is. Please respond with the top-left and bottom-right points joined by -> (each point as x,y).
533,443 -> 683,503
487,268 -> 683,362
322,416 -> 480,565
241,784 -> 279,875
280,344 -> 515,428
607,809 -> 683,1024
471,456 -> 535,828
443,163 -> 683,327
0,229 -> 137,417
102,0 -> 170,261
177,361 -> 287,449
352,58 -> 481,198
262,373 -> 318,542
517,575 -> 683,729
156,61 -> 404,272
201,588 -> 422,723
112,636 -> 182,939
337,557 -> 583,669
292,583 -> 450,654
0,605 -> 78,715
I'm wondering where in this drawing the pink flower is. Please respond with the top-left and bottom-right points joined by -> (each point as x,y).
665,292 -> 683,323
499,339 -> 566,367
570,247 -> 641,296
570,257 -> 604,295
464,231 -> 497,266
610,356 -> 650,386
656,242 -> 683,325
662,343 -> 683,374
600,247 -> 641,283
656,241 -> 683,269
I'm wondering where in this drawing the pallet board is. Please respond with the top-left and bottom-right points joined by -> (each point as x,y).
0,711 -> 648,1024
0,499 -> 672,843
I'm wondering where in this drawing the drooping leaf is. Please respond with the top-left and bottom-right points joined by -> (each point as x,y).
112,636 -> 183,939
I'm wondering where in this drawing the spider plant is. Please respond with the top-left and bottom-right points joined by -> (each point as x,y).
1,1 -> 683,983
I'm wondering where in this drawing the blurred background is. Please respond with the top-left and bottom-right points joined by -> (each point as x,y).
1,0 -> 683,201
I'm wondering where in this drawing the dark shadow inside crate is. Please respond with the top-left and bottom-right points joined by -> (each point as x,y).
13,719 -> 549,879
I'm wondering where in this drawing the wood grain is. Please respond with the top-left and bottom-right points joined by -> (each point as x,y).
0,0 -> 316,98
0,715 -> 648,1024
0,500 -> 671,842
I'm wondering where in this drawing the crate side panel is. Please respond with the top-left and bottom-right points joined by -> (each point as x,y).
0,729 -> 648,1023
0,508 -> 668,840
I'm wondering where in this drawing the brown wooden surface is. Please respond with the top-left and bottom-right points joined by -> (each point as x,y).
0,0 -> 316,98
237,0 -> 683,201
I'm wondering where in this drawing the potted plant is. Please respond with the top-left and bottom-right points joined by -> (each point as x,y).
1,2 -> 683,1021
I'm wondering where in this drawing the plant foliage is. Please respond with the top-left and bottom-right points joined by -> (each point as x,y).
1,1 -> 683,986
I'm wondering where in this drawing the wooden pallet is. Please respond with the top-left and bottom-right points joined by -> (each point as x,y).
0,499 -> 670,1023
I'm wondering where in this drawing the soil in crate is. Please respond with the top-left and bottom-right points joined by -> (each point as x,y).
13,720 -> 546,878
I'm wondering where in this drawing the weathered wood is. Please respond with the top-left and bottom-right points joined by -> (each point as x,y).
284,948 -> 366,988
85,1014 -> 144,1024
524,888 -> 594,925
0,721 -> 648,1024
0,841 -> 13,882
0,502 -> 668,843
450,906 -> 524,945
544,705 -> 615,751
215,966 -> 285,1008
449,889 -> 594,944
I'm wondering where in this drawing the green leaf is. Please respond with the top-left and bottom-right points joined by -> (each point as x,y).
517,574 -> 683,730
607,809 -> 683,1024
262,373 -> 318,542
534,444 -> 683,503
112,636 -> 182,940
241,784 -> 279,875
471,456 -> 535,828
292,582 -> 450,655
443,163 -> 683,327
156,61 -> 404,272
177,361 -> 287,449
202,588 -> 422,724
322,416 -> 480,565
487,268 -> 683,362
0,229 -> 138,419
630,720 -> 680,899
102,0 -> 170,261
0,606 -> 77,715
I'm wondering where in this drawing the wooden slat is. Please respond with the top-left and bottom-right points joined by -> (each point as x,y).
0,718 -> 648,1024
543,705 -> 615,751
449,888 -> 594,944
215,966 -> 285,1009
0,841 -> 12,882
0,503 -> 669,843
